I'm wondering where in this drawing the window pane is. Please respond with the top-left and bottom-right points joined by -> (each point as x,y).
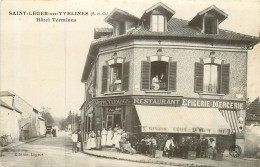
150,61 -> 168,90
152,15 -> 158,32
203,64 -> 219,93
158,15 -> 164,32
110,64 -> 122,91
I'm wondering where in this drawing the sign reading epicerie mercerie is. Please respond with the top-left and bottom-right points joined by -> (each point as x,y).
88,96 -> 245,110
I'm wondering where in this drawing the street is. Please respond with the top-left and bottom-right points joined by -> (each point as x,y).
0,132 -> 172,167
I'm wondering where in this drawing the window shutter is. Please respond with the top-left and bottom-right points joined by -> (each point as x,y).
221,64 -> 230,94
122,61 -> 130,91
101,65 -> 108,93
168,61 -> 177,91
141,61 -> 150,90
194,62 -> 204,92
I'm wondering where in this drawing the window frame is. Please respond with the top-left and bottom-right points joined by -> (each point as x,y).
151,14 -> 165,32
203,63 -> 221,93
203,14 -> 219,34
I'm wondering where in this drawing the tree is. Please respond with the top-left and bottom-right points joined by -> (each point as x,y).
40,107 -> 54,125
59,118 -> 67,130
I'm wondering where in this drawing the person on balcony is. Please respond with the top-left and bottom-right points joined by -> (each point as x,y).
152,75 -> 160,90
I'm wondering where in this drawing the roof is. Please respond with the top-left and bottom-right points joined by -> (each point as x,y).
0,98 -> 22,113
0,91 -> 15,97
141,2 -> 175,21
190,5 -> 228,25
94,28 -> 113,39
246,112 -> 260,122
104,8 -> 140,25
247,97 -> 260,117
81,6 -> 259,82
0,98 -> 13,110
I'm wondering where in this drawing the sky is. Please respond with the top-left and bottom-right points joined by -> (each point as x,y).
0,0 -> 259,118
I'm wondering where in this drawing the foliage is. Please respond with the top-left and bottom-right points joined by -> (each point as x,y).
186,137 -> 199,151
40,106 -> 54,125
58,110 -> 81,130
59,118 -> 67,130
154,133 -> 168,150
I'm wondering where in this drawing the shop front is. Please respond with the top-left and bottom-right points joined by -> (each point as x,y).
83,95 -> 246,153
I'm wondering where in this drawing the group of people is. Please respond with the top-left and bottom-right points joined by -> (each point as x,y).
86,125 -> 136,154
71,130 -> 82,153
139,135 -> 157,157
162,136 -> 217,159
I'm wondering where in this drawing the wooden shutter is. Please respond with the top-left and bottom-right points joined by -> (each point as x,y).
168,61 -> 177,91
221,64 -> 230,94
141,61 -> 150,90
194,62 -> 204,92
122,62 -> 130,91
101,65 -> 108,93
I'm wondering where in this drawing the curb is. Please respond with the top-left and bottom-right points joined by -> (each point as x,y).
0,136 -> 45,151
82,150 -> 215,167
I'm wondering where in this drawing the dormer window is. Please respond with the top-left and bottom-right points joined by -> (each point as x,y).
204,15 -> 218,34
152,15 -> 165,32
189,5 -> 228,35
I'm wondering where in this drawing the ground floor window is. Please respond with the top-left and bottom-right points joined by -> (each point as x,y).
103,106 -> 125,130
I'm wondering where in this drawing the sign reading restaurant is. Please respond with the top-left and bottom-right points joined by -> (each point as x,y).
86,96 -> 246,110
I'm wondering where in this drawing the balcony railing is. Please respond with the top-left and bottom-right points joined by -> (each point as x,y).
203,84 -> 219,93
109,83 -> 122,92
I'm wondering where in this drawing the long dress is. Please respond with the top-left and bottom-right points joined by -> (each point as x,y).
106,130 -> 113,146
90,133 -> 96,149
101,130 -> 107,147
112,129 -> 118,146
115,129 -> 122,149
96,134 -> 102,149
86,133 -> 91,150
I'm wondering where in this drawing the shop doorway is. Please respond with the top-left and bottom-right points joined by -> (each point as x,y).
114,114 -> 121,128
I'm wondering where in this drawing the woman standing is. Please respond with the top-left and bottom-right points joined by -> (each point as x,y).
106,127 -> 113,147
101,128 -> 107,147
96,130 -> 102,150
112,125 -> 119,146
115,128 -> 122,150
90,131 -> 96,150
86,131 -> 91,150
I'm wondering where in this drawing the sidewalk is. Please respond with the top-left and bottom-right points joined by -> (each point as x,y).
0,135 -> 45,151
82,145 -> 260,167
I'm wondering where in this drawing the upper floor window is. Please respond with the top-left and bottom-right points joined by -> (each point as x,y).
195,57 -> 230,94
204,15 -> 218,34
151,61 -> 168,90
110,63 -> 122,92
152,15 -> 165,32
101,57 -> 130,94
141,55 -> 177,92
203,64 -> 220,93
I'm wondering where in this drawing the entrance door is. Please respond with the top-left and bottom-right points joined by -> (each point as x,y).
114,114 -> 121,128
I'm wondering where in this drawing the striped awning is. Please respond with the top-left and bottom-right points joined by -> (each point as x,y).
219,110 -> 239,133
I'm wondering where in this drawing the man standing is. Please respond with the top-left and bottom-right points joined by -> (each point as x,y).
165,137 -> 175,158
77,130 -> 83,152
150,136 -> 157,158
71,131 -> 78,153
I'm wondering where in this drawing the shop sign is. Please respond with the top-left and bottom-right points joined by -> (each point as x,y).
85,96 -> 246,110
182,98 -> 245,110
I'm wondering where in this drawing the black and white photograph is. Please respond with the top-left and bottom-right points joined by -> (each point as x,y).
0,0 -> 259,167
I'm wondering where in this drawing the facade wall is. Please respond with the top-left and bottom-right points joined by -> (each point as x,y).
39,119 -> 46,135
95,39 -> 247,101
0,107 -> 21,141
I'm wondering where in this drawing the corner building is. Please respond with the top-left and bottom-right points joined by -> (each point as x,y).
81,3 -> 259,153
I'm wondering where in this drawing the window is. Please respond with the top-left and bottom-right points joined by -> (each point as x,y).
204,15 -> 217,34
141,55 -> 177,92
150,61 -> 168,90
195,58 -> 230,94
101,58 -> 130,94
152,15 -> 165,32
109,63 -> 122,92
203,64 -> 220,93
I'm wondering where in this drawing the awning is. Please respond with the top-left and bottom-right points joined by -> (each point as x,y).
135,105 -> 231,135
219,110 -> 239,133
